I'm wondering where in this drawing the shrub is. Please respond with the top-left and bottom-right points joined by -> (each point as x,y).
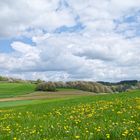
36,82 -> 56,92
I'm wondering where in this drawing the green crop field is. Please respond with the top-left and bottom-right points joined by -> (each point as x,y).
0,83 -> 35,98
0,89 -> 139,140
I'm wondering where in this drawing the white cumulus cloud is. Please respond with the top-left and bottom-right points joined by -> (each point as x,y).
0,0 -> 140,81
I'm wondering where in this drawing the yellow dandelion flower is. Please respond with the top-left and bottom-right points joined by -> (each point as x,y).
122,133 -> 126,137
75,136 -> 80,139
96,128 -> 101,132
106,134 -> 110,139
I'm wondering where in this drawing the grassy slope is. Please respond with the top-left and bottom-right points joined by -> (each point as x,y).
0,90 -> 139,139
0,83 -> 35,98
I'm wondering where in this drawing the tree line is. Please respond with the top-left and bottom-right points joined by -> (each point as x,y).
36,80 -> 140,93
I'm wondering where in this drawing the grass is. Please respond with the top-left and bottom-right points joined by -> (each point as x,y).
0,100 -> 36,108
0,83 -> 35,98
0,90 -> 139,140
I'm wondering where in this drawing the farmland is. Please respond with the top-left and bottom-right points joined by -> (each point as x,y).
0,82 -> 139,140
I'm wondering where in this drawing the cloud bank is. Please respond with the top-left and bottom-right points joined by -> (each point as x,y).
0,0 -> 140,81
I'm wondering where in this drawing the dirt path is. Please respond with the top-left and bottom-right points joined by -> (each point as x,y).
0,91 -> 95,102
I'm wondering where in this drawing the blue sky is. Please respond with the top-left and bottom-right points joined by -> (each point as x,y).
0,0 -> 140,81
0,37 -> 35,53
0,39 -> 13,53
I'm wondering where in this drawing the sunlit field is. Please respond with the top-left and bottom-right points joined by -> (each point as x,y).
0,90 -> 139,140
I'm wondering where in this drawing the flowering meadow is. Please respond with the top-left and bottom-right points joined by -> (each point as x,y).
0,90 -> 140,140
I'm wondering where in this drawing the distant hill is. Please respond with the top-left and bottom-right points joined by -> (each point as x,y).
98,80 -> 138,86
98,80 -> 140,92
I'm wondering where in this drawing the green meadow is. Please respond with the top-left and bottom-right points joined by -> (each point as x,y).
0,82 -> 139,140
0,83 -> 35,98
